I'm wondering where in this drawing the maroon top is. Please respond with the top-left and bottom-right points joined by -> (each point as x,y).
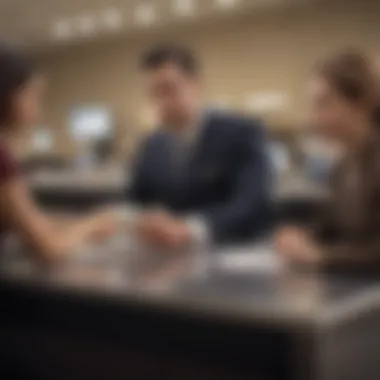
0,139 -> 20,239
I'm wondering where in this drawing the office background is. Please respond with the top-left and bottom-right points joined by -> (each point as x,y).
3,3 -> 380,379
4,0 -> 378,160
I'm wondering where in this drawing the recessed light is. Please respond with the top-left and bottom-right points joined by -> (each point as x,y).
215,0 -> 239,9
102,8 -> 123,30
51,19 -> 73,40
134,3 -> 156,26
173,0 -> 195,16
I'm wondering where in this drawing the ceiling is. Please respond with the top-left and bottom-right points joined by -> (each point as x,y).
0,0 -> 324,49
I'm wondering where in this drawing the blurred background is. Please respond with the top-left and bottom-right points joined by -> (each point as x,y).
2,3 -> 380,379
1,0 -> 379,207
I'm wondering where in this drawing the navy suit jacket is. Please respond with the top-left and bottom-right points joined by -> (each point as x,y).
128,111 -> 273,243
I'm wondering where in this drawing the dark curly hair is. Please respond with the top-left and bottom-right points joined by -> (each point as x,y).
0,44 -> 36,128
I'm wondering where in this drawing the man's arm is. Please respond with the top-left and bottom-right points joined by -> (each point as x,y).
197,120 -> 273,243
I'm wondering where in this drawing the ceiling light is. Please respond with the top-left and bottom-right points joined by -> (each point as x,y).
134,3 -> 156,26
77,13 -> 96,36
215,0 -> 239,9
173,0 -> 195,16
102,8 -> 123,30
51,19 -> 73,40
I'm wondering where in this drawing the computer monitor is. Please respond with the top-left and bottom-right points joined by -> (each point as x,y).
69,106 -> 114,142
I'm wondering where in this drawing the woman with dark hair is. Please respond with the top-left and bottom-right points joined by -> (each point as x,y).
0,45 -> 116,261
276,51 -> 380,270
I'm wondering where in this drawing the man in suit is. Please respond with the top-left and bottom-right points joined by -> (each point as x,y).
129,44 -> 273,248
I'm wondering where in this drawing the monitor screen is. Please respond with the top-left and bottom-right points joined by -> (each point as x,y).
32,128 -> 54,152
69,106 -> 113,142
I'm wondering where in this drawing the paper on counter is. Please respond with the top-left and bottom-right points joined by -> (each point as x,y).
216,246 -> 284,273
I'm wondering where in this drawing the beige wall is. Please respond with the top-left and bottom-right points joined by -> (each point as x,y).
30,0 -> 380,157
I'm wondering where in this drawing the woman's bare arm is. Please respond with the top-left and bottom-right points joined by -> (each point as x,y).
1,177 -> 115,262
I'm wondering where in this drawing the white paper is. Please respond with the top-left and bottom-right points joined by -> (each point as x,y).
216,245 -> 284,273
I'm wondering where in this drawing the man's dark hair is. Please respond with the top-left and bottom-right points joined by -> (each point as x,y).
140,44 -> 199,75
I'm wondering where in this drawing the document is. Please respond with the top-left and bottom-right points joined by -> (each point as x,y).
216,245 -> 284,273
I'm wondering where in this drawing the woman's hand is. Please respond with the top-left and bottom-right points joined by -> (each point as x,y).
275,226 -> 322,266
134,211 -> 192,249
88,209 -> 120,243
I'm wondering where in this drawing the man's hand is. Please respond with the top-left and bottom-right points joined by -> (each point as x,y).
135,211 -> 192,249
275,226 -> 322,266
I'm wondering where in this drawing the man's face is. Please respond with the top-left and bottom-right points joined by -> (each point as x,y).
144,62 -> 200,127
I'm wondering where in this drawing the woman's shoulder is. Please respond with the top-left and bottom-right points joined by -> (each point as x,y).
0,138 -> 20,182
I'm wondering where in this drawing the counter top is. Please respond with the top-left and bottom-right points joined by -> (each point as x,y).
28,166 -> 127,192
1,237 -> 378,331
28,168 -> 328,201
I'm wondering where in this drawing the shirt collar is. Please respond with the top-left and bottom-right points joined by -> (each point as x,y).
166,108 -> 210,143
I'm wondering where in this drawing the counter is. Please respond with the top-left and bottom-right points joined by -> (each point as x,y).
29,169 -> 328,221
1,239 -> 379,380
